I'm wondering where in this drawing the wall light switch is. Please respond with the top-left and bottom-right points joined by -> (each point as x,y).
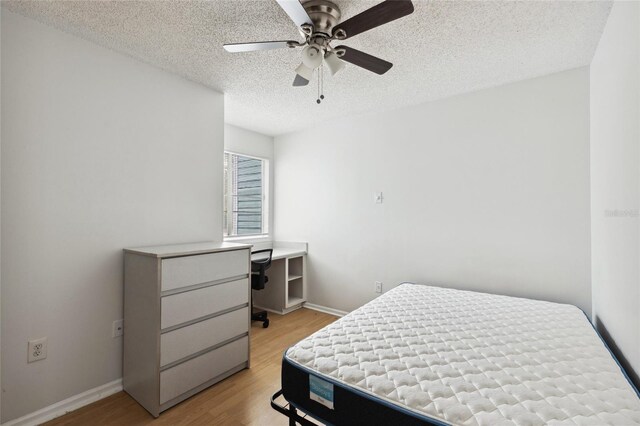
375,192 -> 383,204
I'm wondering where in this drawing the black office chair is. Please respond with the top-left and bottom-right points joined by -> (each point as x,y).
251,249 -> 273,328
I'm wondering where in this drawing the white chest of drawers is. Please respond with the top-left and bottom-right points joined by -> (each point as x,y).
123,242 -> 251,417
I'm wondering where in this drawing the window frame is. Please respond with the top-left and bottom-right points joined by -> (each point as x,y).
223,150 -> 270,241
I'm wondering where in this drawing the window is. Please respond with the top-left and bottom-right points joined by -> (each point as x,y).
224,152 -> 268,237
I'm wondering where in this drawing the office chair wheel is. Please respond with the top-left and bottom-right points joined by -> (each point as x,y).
263,319 -> 270,328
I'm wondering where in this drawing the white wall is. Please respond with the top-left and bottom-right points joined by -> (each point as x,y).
590,0 -> 640,384
225,124 -> 274,161
1,10 -> 224,423
224,124 -> 274,238
274,67 -> 591,315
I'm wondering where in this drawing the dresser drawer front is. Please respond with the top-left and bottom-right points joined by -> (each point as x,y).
160,307 -> 249,367
161,278 -> 248,330
160,336 -> 248,404
161,249 -> 249,292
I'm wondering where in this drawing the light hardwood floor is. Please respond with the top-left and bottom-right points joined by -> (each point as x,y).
45,308 -> 337,426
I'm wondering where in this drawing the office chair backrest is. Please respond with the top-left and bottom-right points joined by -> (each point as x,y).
251,249 -> 273,291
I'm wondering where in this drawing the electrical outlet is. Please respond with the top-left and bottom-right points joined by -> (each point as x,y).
375,192 -> 383,204
28,337 -> 47,363
375,281 -> 383,294
112,319 -> 124,338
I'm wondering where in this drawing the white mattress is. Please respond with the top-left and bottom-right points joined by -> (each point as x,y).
285,283 -> 640,425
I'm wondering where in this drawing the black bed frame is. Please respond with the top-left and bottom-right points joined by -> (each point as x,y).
271,390 -> 318,426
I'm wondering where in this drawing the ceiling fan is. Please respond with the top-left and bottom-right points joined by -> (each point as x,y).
223,0 -> 414,102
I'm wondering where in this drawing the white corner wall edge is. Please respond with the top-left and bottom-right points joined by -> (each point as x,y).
303,303 -> 348,318
1,379 -> 123,426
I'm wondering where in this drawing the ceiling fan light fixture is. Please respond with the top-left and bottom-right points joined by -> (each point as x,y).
301,45 -> 323,69
324,51 -> 345,76
295,62 -> 314,81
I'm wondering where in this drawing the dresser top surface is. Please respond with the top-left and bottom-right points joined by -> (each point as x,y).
124,241 -> 252,258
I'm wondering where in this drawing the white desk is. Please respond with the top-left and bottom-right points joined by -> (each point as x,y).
272,247 -> 307,260
252,242 -> 307,315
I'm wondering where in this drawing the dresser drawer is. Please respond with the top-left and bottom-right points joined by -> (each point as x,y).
160,307 -> 248,367
161,278 -> 248,329
160,336 -> 248,404
161,249 -> 249,292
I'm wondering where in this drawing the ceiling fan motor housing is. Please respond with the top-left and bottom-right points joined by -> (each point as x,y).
302,0 -> 341,36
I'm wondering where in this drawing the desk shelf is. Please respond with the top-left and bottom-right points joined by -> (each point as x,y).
287,296 -> 305,307
288,256 -> 303,279
287,276 -> 304,308
252,249 -> 307,314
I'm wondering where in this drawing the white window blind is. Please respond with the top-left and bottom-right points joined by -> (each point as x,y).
224,152 -> 266,237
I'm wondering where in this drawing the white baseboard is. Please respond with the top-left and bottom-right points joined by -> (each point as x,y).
253,304 -> 302,316
303,302 -> 348,317
2,379 -> 122,426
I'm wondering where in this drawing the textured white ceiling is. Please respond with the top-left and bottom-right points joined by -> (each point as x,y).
3,0 -> 611,136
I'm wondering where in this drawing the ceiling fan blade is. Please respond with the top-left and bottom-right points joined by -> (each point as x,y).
335,46 -> 392,75
223,40 -> 296,53
276,0 -> 313,28
333,0 -> 414,39
293,74 -> 310,87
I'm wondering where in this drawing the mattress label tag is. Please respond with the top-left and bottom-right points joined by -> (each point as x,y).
309,375 -> 334,410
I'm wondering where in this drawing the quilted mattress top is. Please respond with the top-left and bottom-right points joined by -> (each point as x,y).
285,283 -> 640,425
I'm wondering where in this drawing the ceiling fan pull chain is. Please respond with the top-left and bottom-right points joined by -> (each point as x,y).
317,67 -> 321,104
320,65 -> 325,101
